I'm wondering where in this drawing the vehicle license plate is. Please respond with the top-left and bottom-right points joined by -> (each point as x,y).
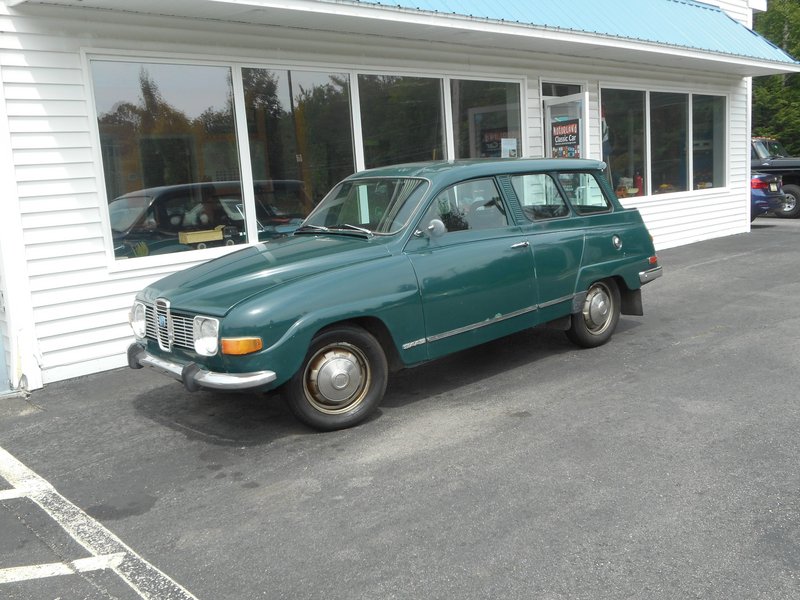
769,183 -> 778,192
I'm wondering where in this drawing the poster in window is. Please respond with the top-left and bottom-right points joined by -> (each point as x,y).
551,118 -> 581,158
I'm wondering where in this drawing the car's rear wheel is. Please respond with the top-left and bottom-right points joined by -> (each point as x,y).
283,324 -> 388,431
566,279 -> 621,348
775,184 -> 800,218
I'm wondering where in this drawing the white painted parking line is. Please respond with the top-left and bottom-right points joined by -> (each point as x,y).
0,487 -> 28,501
0,552 -> 125,584
0,445 -> 199,599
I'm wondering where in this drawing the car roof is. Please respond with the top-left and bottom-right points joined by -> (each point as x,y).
347,158 -> 607,186
114,179 -> 306,200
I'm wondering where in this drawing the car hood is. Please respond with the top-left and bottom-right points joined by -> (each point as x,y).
141,235 -> 391,316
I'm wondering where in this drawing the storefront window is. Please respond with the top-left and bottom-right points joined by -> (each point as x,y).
692,95 -> 726,189
358,75 -> 444,168
242,68 -> 354,207
601,89 -> 646,198
451,79 -> 521,158
650,92 -> 689,194
92,61 -> 244,259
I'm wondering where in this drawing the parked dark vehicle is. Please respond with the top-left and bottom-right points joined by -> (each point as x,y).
127,158 -> 662,431
751,137 -> 800,218
750,172 -> 785,221
109,180 -> 312,258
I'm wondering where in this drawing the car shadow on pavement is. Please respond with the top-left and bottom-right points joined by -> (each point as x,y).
380,325 -> 577,409
131,323 -> 610,443
132,386 -> 305,446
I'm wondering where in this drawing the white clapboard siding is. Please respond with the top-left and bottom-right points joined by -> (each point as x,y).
525,78 -> 543,157
0,267 -> 9,391
703,1 -> 752,24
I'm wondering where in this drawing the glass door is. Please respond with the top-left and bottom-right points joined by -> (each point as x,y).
544,92 -> 589,159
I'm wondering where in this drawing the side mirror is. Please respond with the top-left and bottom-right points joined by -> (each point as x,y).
426,218 -> 447,238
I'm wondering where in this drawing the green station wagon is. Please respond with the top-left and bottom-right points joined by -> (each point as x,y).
128,158 -> 662,430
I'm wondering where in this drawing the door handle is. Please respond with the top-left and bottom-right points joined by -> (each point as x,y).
511,241 -> 530,249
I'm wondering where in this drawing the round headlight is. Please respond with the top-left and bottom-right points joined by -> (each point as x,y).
193,316 -> 219,356
129,301 -> 147,339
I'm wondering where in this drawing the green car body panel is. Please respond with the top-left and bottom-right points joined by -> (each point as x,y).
128,158 -> 661,428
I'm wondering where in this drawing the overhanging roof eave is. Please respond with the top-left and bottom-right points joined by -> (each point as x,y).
9,0 -> 800,77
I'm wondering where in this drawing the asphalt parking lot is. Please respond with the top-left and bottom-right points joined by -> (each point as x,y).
1,216 -> 799,600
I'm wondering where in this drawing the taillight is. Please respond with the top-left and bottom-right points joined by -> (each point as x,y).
751,178 -> 769,190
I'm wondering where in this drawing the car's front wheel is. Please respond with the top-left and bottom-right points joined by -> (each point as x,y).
566,279 -> 621,348
283,324 -> 388,431
775,184 -> 800,218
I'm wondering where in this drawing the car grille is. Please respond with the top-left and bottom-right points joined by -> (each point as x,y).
144,299 -> 195,352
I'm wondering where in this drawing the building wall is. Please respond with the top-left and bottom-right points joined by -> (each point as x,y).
0,2 -> 753,387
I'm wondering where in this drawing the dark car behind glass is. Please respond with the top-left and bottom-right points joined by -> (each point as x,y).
109,180 -> 312,258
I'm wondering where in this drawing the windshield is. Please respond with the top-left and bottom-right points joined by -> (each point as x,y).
108,195 -> 153,232
753,139 -> 789,159
300,177 -> 429,235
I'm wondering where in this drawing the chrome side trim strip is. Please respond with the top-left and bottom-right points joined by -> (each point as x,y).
538,294 -> 575,310
403,294 -> 578,349
426,303 -> 539,344
402,338 -> 427,350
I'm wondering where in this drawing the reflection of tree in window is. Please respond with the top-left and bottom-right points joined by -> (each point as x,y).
243,68 -> 354,203
358,75 -> 444,169
93,63 -> 239,197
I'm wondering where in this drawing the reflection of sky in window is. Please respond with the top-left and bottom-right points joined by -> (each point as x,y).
243,68 -> 348,113
91,61 -> 232,119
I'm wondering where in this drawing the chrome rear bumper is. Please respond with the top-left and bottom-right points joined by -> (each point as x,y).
639,266 -> 663,284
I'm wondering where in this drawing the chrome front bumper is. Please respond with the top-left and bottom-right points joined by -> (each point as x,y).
127,343 -> 277,392
639,266 -> 663,284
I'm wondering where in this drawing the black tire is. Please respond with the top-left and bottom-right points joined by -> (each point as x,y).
566,279 -> 621,348
775,184 -> 800,218
283,324 -> 388,431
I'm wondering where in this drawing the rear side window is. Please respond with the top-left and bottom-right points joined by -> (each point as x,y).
557,172 -> 612,215
510,173 -> 569,221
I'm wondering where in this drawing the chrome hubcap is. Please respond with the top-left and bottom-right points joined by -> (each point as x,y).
583,284 -> 613,334
304,343 -> 370,414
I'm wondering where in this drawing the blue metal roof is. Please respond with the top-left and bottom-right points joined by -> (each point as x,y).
351,0 -> 798,65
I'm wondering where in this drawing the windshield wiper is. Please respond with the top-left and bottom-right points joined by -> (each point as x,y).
293,224 -> 330,234
333,223 -> 374,237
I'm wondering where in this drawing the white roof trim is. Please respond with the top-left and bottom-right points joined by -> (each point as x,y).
10,0 -> 800,76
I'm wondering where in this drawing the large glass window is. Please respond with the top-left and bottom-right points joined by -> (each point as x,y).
602,88 -> 727,198
358,75 -> 444,168
92,61 -> 244,259
451,79 -> 521,158
601,89 -> 646,198
242,68 -> 354,206
94,60 -> 524,260
650,92 -> 689,194
692,95 -> 726,189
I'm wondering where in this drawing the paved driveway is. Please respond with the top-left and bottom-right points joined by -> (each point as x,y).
1,217 -> 799,599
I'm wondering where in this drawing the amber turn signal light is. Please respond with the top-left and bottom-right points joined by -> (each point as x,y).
221,337 -> 263,355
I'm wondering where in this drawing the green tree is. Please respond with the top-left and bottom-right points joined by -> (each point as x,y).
753,0 -> 800,155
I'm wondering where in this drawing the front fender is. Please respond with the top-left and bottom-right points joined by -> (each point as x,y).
217,255 -> 425,387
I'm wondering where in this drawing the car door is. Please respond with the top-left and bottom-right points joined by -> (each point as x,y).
509,172 -> 584,322
404,177 -> 539,360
